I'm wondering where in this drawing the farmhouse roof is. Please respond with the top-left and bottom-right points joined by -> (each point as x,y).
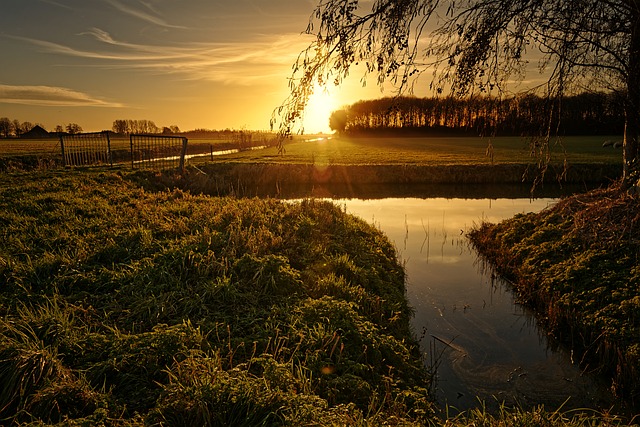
21,125 -> 51,139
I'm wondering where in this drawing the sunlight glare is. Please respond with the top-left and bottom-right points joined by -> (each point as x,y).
303,89 -> 338,134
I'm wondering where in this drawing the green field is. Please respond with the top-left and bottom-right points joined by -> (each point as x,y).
2,135 -> 623,167
0,136 -> 265,157
0,138 -> 62,156
198,135 -> 623,166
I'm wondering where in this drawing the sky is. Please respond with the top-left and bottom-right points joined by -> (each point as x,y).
0,0 -> 390,133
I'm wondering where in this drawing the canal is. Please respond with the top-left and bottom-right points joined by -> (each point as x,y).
330,195 -> 615,413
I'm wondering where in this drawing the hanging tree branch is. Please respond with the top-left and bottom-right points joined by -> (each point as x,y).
273,0 -> 638,185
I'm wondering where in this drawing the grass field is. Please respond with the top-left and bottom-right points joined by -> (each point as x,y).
2,135 -> 623,167
0,136 -> 270,157
193,134 -> 623,166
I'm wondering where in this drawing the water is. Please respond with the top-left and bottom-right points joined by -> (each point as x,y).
333,197 -> 616,413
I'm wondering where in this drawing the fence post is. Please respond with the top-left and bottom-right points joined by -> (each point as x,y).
104,131 -> 113,167
179,137 -> 188,173
129,134 -> 135,169
59,134 -> 67,167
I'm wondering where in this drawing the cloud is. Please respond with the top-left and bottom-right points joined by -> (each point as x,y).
104,0 -> 186,29
0,84 -> 123,107
39,0 -> 73,9
12,30 -> 311,86
138,1 -> 161,16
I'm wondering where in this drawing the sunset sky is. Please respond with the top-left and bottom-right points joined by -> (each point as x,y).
0,0 -> 392,133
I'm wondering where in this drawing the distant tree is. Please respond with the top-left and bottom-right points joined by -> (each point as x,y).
12,119 -> 22,137
329,110 -> 348,133
112,120 -> 128,134
338,93 -> 624,136
169,125 -> 181,134
119,119 -> 159,134
278,0 -> 640,185
54,125 -> 64,133
20,122 -> 33,134
144,120 -> 159,134
66,123 -> 83,134
0,117 -> 11,138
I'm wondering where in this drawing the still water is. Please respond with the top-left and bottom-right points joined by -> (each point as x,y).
332,197 -> 615,413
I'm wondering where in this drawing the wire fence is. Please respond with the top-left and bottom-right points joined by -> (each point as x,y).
130,134 -> 188,172
57,132 -> 189,172
60,131 -> 113,167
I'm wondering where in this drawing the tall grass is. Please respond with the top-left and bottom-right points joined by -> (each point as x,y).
439,401 -> 636,426
0,169 -> 431,425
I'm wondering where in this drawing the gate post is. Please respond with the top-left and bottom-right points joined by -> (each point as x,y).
179,137 -> 188,173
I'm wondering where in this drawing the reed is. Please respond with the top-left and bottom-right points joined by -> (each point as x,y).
175,163 -> 619,198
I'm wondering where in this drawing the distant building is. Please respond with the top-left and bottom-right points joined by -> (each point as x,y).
21,125 -> 51,139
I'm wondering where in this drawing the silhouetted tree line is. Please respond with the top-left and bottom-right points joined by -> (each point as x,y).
0,118 -> 35,138
333,93 -> 625,136
0,117 -> 84,138
112,119 -> 173,135
182,128 -> 265,138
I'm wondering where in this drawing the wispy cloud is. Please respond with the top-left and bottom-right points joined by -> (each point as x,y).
39,0 -> 72,10
139,1 -> 161,16
104,0 -> 186,29
0,84 -> 123,107
10,30 -> 309,86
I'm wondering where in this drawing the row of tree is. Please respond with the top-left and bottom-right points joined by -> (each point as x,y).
0,118 -> 36,138
111,119 -> 180,135
0,117 -> 183,138
0,117 -> 84,138
0,116 -> 270,139
329,93 -> 625,136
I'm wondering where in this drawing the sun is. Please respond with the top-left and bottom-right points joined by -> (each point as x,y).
303,89 -> 338,134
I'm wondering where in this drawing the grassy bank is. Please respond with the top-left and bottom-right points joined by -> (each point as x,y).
180,135 -> 622,196
0,170 -> 432,425
1,168 -> 638,425
469,183 -> 640,409
168,162 -> 620,199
